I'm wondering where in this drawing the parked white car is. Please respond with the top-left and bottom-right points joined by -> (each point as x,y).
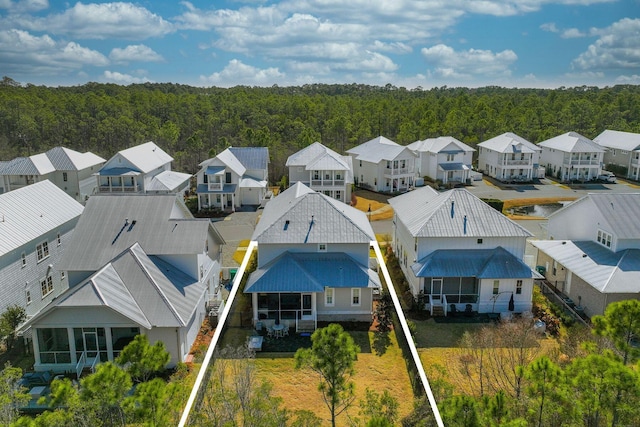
598,171 -> 617,183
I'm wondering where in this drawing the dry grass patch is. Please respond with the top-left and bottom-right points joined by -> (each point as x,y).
352,196 -> 394,221
254,330 -> 414,426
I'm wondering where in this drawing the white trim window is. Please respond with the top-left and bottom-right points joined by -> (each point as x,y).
26,290 -> 31,305
36,241 -> 49,262
597,229 -> 612,248
21,252 -> 26,268
351,288 -> 361,306
57,232 -> 61,246
318,243 -> 327,252
493,280 -> 500,295
325,287 -> 334,306
516,280 -> 523,295
41,276 -> 53,298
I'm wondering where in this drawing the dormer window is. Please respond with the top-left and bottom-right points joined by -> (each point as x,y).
597,229 -> 612,248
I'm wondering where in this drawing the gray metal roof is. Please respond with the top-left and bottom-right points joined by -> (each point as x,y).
286,142 -> 351,170
478,132 -> 540,153
229,147 -> 270,171
45,147 -> 105,171
205,149 -> 246,176
538,132 -> 605,153
252,182 -> 374,244
407,136 -> 475,153
0,154 -> 55,175
58,194 -> 217,271
0,180 -> 84,256
245,251 -> 380,293
32,243 -> 205,328
347,136 -> 414,163
146,170 -> 192,192
411,247 -> 536,279
389,187 -> 532,238
532,240 -> 640,293
593,130 -> 640,151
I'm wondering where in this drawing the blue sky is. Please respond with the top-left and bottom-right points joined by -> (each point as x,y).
0,0 -> 638,88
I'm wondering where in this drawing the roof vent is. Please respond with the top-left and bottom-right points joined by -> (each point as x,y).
582,254 -> 587,258
562,241 -> 566,245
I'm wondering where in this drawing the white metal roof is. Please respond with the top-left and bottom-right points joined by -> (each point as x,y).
45,147 -> 105,171
252,182 -> 374,244
286,142 -> 351,170
532,240 -> 640,293
347,136 -> 414,163
407,136 -> 475,153
538,132 -> 605,153
116,141 -> 173,173
0,180 -> 84,256
389,187 -> 532,238
0,154 -> 55,175
478,132 -> 541,153
146,170 -> 192,192
593,130 -> 640,151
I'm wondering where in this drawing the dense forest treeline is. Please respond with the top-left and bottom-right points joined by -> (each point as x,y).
2,77 -> 640,182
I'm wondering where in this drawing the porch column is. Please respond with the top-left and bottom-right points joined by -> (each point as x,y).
32,329 -> 41,366
68,328 -> 77,365
105,328 -> 114,361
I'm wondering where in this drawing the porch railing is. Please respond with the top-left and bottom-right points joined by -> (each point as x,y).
428,294 -> 448,317
75,352 -> 85,379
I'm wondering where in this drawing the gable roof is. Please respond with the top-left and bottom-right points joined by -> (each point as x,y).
252,182 -> 374,244
532,240 -> 640,293
228,147 -> 269,171
411,247 -> 537,279
347,136 -> 414,163
111,141 -> 173,173
58,194 -> 218,271
45,147 -> 105,171
389,187 -> 531,238
286,142 -> 351,170
478,132 -> 541,153
538,132 -> 605,153
407,136 -> 475,154
245,251 -> 380,293
28,243 -> 205,329
549,193 -> 640,239
593,130 -> 640,151
208,148 -> 247,176
0,180 -> 84,256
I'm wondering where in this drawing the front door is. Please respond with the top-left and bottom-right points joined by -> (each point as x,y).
301,293 -> 313,319
83,332 -> 98,362
431,278 -> 443,304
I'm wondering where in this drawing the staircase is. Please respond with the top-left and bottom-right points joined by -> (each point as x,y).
296,320 -> 316,333
431,305 -> 445,317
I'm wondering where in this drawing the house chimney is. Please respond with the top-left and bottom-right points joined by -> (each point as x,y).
450,200 -> 455,218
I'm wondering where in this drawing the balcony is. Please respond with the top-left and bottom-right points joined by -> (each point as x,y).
503,159 -> 532,166
208,182 -> 224,191
564,158 -> 600,166
310,179 -> 345,187
384,167 -> 411,177
99,185 -> 139,193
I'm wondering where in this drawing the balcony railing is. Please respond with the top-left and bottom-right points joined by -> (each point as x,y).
310,179 -> 345,187
503,159 -> 531,166
98,185 -> 139,193
384,167 -> 410,176
208,182 -> 223,191
564,159 -> 600,166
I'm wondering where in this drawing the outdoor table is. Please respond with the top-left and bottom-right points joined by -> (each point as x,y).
247,335 -> 263,351
272,323 -> 285,338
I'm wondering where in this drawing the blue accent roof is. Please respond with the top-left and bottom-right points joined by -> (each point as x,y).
438,162 -> 469,171
98,167 -> 140,176
196,183 -> 237,194
245,251 -> 380,293
205,165 -> 225,175
411,247 -> 535,279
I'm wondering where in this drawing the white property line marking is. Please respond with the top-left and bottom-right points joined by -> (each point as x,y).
178,240 -> 258,427
372,240 -> 445,427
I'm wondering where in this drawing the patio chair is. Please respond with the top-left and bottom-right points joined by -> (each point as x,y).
266,326 -> 274,338
282,322 -> 290,337
449,304 -> 458,317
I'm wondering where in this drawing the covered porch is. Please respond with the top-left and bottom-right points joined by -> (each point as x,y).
438,162 -> 470,184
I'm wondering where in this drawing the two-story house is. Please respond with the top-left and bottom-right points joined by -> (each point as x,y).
285,142 -> 353,203
532,193 -> 640,317
0,180 -> 84,320
538,132 -> 605,182
389,186 -> 537,316
97,141 -> 191,195
407,136 -> 475,184
196,147 -> 270,211
22,194 -> 225,373
244,182 -> 380,332
347,136 -> 416,193
593,129 -> 640,180
0,147 -> 105,203
477,132 -> 542,182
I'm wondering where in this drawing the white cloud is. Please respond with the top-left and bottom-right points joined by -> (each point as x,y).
371,40 -> 412,54
0,0 -> 48,12
0,29 -> 108,75
200,59 -> 284,86
109,44 -> 164,63
573,18 -> 640,70
103,70 -> 151,84
615,74 -> 640,84
421,44 -> 517,78
15,2 -> 173,40
561,28 -> 587,38
540,22 -> 559,33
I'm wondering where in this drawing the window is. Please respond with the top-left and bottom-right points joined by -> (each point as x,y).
516,280 -> 523,295
313,170 -> 320,180
61,271 -> 66,281
351,288 -> 361,306
225,172 -> 232,184
203,174 -> 208,183
21,252 -> 26,267
36,241 -> 49,262
57,232 -> 61,246
336,172 -> 342,180
335,190 -> 342,200
446,153 -> 454,161
597,229 -> 612,248
26,291 -> 31,305
477,238 -> 483,244
318,243 -> 327,252
359,160 -> 362,167
63,172 -> 68,182
41,276 -> 53,297
325,288 -> 334,306
493,280 -> 500,295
